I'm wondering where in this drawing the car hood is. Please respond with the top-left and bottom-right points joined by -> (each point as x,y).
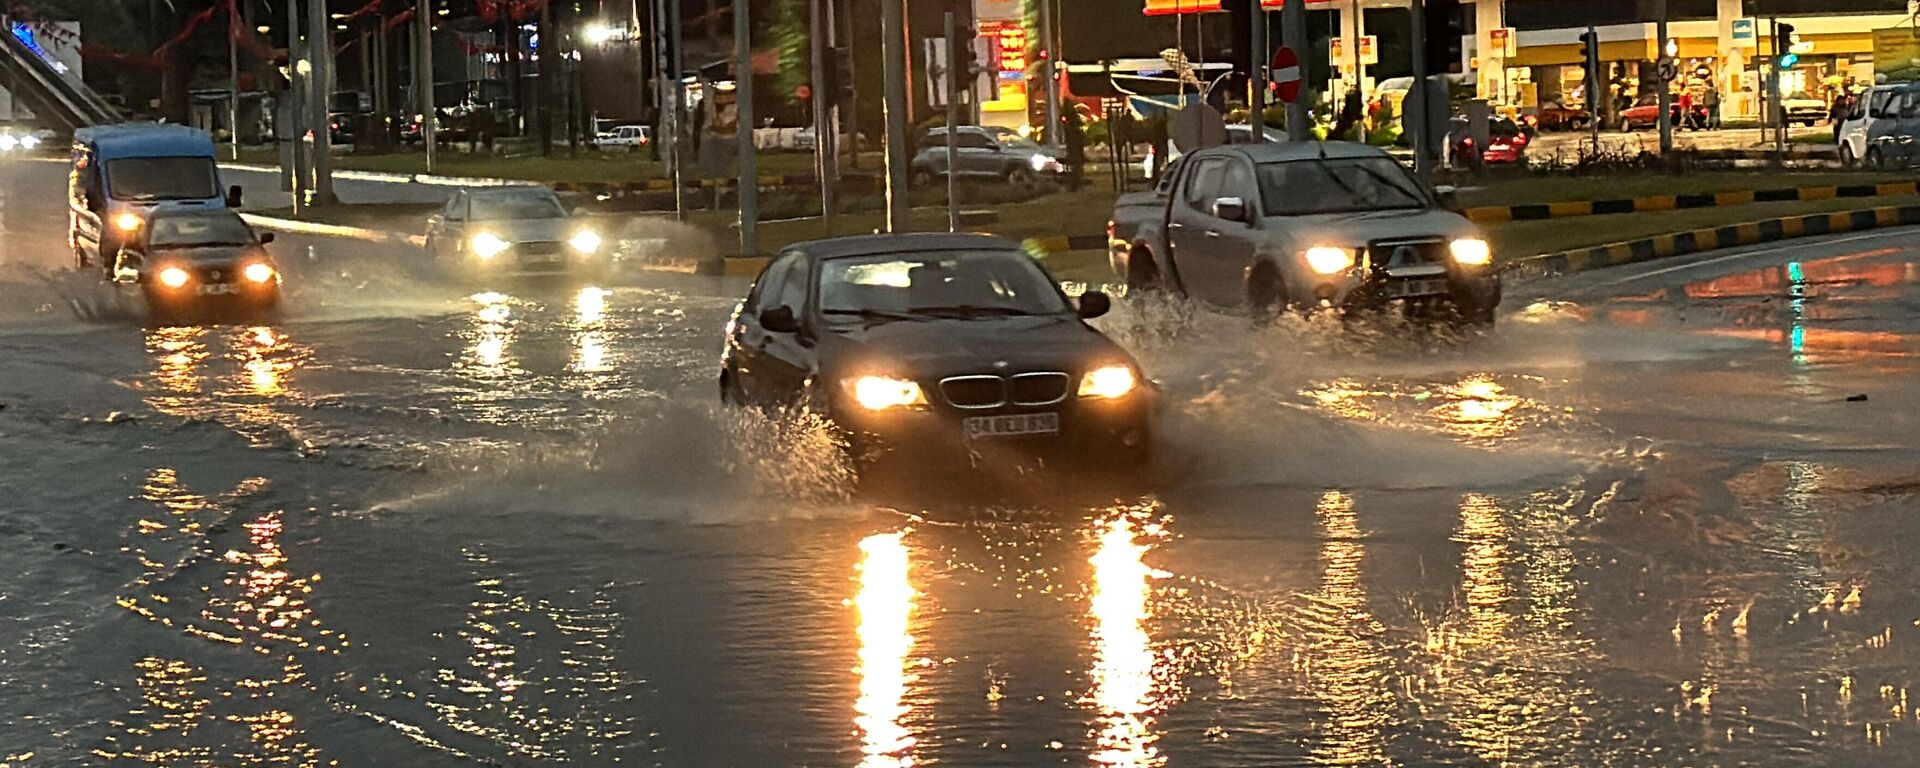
472,217 -> 575,242
1258,207 -> 1479,249
818,314 -> 1129,381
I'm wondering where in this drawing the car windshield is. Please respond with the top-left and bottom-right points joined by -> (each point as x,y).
148,213 -> 254,248
106,157 -> 218,201
470,192 -> 566,220
817,249 -> 1071,320
1256,157 -> 1430,216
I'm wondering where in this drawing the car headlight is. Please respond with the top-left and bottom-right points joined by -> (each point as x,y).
568,229 -> 603,254
1029,153 -> 1061,172
19,134 -> 37,149
243,262 -> 276,283
0,135 -> 17,152
1449,237 -> 1493,266
470,232 -> 510,259
1304,246 -> 1357,275
1078,364 -> 1138,400
844,375 -> 927,410
115,212 -> 144,232
157,266 -> 190,288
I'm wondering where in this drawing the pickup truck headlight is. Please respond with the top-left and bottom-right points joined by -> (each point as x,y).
470,232 -> 511,259
1449,238 -> 1493,266
1078,365 -> 1138,400
844,375 -> 927,411
115,212 -> 144,232
569,229 -> 603,254
1304,246 -> 1357,275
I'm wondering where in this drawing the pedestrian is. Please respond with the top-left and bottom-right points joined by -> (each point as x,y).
1064,108 -> 1086,191
1830,93 -> 1852,145
1331,88 -> 1364,141
1703,85 -> 1721,129
1677,90 -> 1695,131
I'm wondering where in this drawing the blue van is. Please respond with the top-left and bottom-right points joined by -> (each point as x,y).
68,124 -> 240,272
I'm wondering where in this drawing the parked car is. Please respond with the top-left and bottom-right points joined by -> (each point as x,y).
720,233 -> 1151,470
1858,82 -> 1920,170
110,208 -> 282,322
1619,100 -> 1707,131
594,124 -> 651,151
1840,83 -> 1908,167
1781,92 -> 1828,127
1446,116 -> 1530,168
1109,142 -> 1499,324
424,187 -> 609,280
909,126 -> 1067,189
1532,101 -> 1592,131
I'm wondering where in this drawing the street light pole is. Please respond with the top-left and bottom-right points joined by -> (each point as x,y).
228,1 -> 240,161
735,0 -> 757,256
1248,0 -> 1266,142
807,0 -> 836,231
1282,0 -> 1309,141
285,0 -> 307,214
306,0 -> 336,205
417,0 -> 436,173
879,0 -> 910,232
1657,0 -> 1672,156
1038,0 -> 1059,145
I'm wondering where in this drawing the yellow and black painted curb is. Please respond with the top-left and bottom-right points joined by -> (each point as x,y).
1465,181 -> 1920,224
1507,204 -> 1920,278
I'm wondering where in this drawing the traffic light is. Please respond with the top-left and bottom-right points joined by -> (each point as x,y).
1774,23 -> 1800,69
1579,28 -> 1601,92
1422,0 -> 1465,76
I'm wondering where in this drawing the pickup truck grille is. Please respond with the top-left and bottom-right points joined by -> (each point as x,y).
1367,238 -> 1447,269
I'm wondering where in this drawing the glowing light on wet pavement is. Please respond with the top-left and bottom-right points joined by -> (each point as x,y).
1087,516 -> 1169,768
854,531 -> 918,768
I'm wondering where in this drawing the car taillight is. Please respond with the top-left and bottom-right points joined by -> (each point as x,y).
1514,133 -> 1529,146
1462,137 -> 1474,147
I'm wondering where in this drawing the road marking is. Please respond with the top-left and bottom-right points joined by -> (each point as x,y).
1592,227 -> 1920,288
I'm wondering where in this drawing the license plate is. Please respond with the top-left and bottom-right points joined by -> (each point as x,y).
964,413 -> 1059,439
1385,278 -> 1448,298
527,254 -> 563,265
198,283 -> 234,295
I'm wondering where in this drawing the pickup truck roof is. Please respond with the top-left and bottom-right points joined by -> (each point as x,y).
1188,141 -> 1392,164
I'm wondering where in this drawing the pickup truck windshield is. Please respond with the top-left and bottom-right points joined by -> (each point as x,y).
106,157 -> 219,202
818,250 -> 1070,320
1257,158 -> 1429,216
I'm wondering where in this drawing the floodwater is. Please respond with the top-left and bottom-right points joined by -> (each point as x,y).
3,160 -> 1919,767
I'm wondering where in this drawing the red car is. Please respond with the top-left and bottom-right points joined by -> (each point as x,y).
1533,101 -> 1592,131
1448,117 -> 1530,167
1620,101 -> 1708,131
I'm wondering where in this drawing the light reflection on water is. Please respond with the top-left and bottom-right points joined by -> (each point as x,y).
1086,514 -> 1171,768
854,531 -> 919,768
140,325 -> 312,446
1303,490 -> 1395,767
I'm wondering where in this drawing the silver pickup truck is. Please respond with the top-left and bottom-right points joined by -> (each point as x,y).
1108,141 -> 1500,324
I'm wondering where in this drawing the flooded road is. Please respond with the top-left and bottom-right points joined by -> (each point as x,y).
3,159 -> 1919,766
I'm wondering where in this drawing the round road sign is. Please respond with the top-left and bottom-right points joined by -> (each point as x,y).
1271,46 -> 1302,104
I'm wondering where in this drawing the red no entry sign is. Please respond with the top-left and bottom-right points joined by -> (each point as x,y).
1271,46 -> 1302,104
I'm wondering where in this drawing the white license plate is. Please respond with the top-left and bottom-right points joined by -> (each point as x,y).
1385,278 -> 1448,298
197,283 -> 234,295
964,413 -> 1060,439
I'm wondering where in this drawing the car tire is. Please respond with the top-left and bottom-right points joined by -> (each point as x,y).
1867,147 -> 1887,171
1005,166 -> 1036,192
1247,263 -> 1293,320
1127,246 -> 1165,293
1840,143 -> 1857,168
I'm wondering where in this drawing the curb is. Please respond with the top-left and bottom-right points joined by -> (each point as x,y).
1466,181 -> 1920,224
1506,204 -> 1920,278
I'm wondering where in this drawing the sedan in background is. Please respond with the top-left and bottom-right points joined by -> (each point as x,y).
910,126 -> 1067,190
424,187 -> 608,280
721,233 -> 1152,471
110,207 -> 282,322
1531,101 -> 1591,131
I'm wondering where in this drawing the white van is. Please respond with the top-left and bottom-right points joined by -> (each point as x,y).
1839,84 -> 1904,167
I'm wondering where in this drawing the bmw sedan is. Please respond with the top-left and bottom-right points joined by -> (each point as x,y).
720,233 -> 1152,470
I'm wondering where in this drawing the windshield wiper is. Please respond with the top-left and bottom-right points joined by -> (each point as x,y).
910,305 -> 1050,318
821,308 -> 928,324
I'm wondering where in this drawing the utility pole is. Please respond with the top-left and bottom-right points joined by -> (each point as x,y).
807,0 -> 836,231
539,0 -> 555,156
306,0 -> 336,205
1281,0 -> 1308,141
944,12 -> 960,231
1038,0 -> 1059,146
735,0 -> 757,256
228,0 -> 240,161
417,0 -> 437,172
1248,0 -> 1266,142
879,0 -> 910,232
1409,0 -> 1431,179
1657,0 -> 1672,156
668,0 -> 688,220
285,0 -> 307,215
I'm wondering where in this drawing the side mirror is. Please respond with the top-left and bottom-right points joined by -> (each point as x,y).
759,305 -> 801,333
1077,290 -> 1112,319
1433,185 -> 1464,213
1212,196 -> 1248,223
225,184 -> 243,208
259,232 -> 275,245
